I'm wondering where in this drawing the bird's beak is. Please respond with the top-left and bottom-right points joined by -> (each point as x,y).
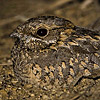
10,32 -> 21,39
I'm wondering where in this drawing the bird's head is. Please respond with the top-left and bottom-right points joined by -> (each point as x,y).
11,16 -> 75,52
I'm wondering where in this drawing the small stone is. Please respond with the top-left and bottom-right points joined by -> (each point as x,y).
42,95 -> 49,99
31,93 -> 34,97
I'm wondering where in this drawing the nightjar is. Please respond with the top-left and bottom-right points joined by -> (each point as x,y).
11,16 -> 100,88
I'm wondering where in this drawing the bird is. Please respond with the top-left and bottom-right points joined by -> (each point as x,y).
11,16 -> 100,89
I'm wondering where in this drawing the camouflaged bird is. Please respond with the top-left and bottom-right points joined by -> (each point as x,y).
11,16 -> 100,89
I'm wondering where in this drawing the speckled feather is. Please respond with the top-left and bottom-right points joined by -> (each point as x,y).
11,16 -> 100,88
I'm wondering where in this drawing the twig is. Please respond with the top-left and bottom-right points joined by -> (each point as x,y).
0,62 -> 12,66
80,0 -> 93,9
47,0 -> 72,10
0,15 -> 28,26
36,0 -> 73,16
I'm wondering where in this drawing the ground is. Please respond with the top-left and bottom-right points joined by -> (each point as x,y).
0,0 -> 100,100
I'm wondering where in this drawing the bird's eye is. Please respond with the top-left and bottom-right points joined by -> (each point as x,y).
37,28 -> 48,37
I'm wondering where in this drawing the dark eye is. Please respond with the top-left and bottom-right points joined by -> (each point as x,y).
37,28 -> 48,37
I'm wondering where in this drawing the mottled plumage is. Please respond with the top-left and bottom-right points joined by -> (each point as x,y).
11,16 -> 100,89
